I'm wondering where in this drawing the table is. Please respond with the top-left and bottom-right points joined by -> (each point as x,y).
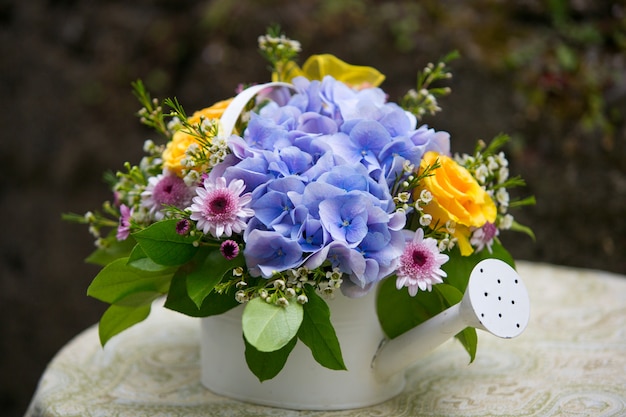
25,262 -> 626,416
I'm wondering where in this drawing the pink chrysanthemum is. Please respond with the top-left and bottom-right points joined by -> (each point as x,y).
396,228 -> 449,296
469,222 -> 499,253
116,204 -> 133,241
142,173 -> 196,220
189,177 -> 254,238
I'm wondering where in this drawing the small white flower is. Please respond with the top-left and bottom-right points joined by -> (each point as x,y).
419,213 -> 433,226
500,214 -> 514,229
496,152 -> 509,167
498,167 -> 509,183
496,188 -> 509,206
445,220 -> 456,234
235,290 -> 247,303
419,189 -> 433,203
475,165 -> 489,184
487,155 -> 499,171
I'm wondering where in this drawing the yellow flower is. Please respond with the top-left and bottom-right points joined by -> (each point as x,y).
417,151 -> 497,255
274,54 -> 385,89
162,98 -> 232,177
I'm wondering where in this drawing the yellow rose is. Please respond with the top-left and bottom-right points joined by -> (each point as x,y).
273,54 -> 385,89
162,98 -> 233,176
417,151 -> 497,255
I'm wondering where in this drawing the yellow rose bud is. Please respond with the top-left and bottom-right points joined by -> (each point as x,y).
162,98 -> 233,177
417,151 -> 497,255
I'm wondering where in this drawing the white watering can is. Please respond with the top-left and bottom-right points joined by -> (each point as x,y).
200,258 -> 530,410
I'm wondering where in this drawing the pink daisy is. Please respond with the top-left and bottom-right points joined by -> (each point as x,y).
396,228 -> 449,295
116,204 -> 133,241
189,177 -> 254,238
469,222 -> 499,253
141,173 -> 196,220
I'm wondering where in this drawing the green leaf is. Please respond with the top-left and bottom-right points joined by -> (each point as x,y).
98,302 -> 152,345
86,236 -> 136,266
455,327 -> 478,363
87,257 -> 174,304
297,287 -> 346,370
127,245 -> 174,272
244,335 -> 297,381
242,298 -> 303,352
377,276 -> 447,339
164,270 -> 240,317
509,219 -> 536,241
132,219 -> 198,266
186,250 -> 245,308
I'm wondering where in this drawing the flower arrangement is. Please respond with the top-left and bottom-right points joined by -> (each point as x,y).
65,27 -> 534,381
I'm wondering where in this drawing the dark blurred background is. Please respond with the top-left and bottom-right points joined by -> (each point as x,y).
1,0 -> 624,416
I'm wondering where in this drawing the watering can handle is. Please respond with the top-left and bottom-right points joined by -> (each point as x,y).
219,82 -> 294,137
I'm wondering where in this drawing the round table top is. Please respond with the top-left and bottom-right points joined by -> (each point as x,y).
26,262 -> 626,416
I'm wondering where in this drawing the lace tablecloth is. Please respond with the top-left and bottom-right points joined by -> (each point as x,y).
26,262 -> 626,416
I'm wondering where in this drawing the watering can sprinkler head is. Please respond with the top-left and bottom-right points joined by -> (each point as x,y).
373,258 -> 530,381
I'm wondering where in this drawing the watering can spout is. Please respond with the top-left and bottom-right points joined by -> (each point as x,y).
372,259 -> 530,381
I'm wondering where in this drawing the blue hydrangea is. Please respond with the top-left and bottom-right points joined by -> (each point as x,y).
215,75 -> 450,296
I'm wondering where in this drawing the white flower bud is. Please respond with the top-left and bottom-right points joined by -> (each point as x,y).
419,214 -> 432,226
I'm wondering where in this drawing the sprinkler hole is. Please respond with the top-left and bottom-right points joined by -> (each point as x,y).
516,323 -> 520,328
481,313 -> 484,318
498,313 -> 502,318
497,279 -> 501,284
515,279 -> 518,284
498,296 -> 502,301
480,268 -> 483,273
511,300 -> 515,305
484,292 -> 488,297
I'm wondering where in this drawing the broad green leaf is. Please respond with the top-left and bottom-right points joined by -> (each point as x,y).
242,297 -> 303,352
455,327 -> 478,363
164,270 -> 240,317
127,245 -> 173,272
377,276 -> 448,339
297,287 -> 346,370
86,235 -> 136,266
87,257 -> 174,304
98,302 -> 151,345
244,335 -> 297,381
132,219 -> 198,266
186,250 -> 246,308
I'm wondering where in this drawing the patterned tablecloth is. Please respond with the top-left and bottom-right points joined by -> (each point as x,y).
26,262 -> 626,417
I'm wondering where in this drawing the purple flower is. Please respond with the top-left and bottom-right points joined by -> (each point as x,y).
318,194 -> 369,247
220,240 -> 240,260
470,222 -> 499,253
244,229 -> 303,278
116,204 -> 133,241
141,173 -> 196,221
175,219 -> 191,235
